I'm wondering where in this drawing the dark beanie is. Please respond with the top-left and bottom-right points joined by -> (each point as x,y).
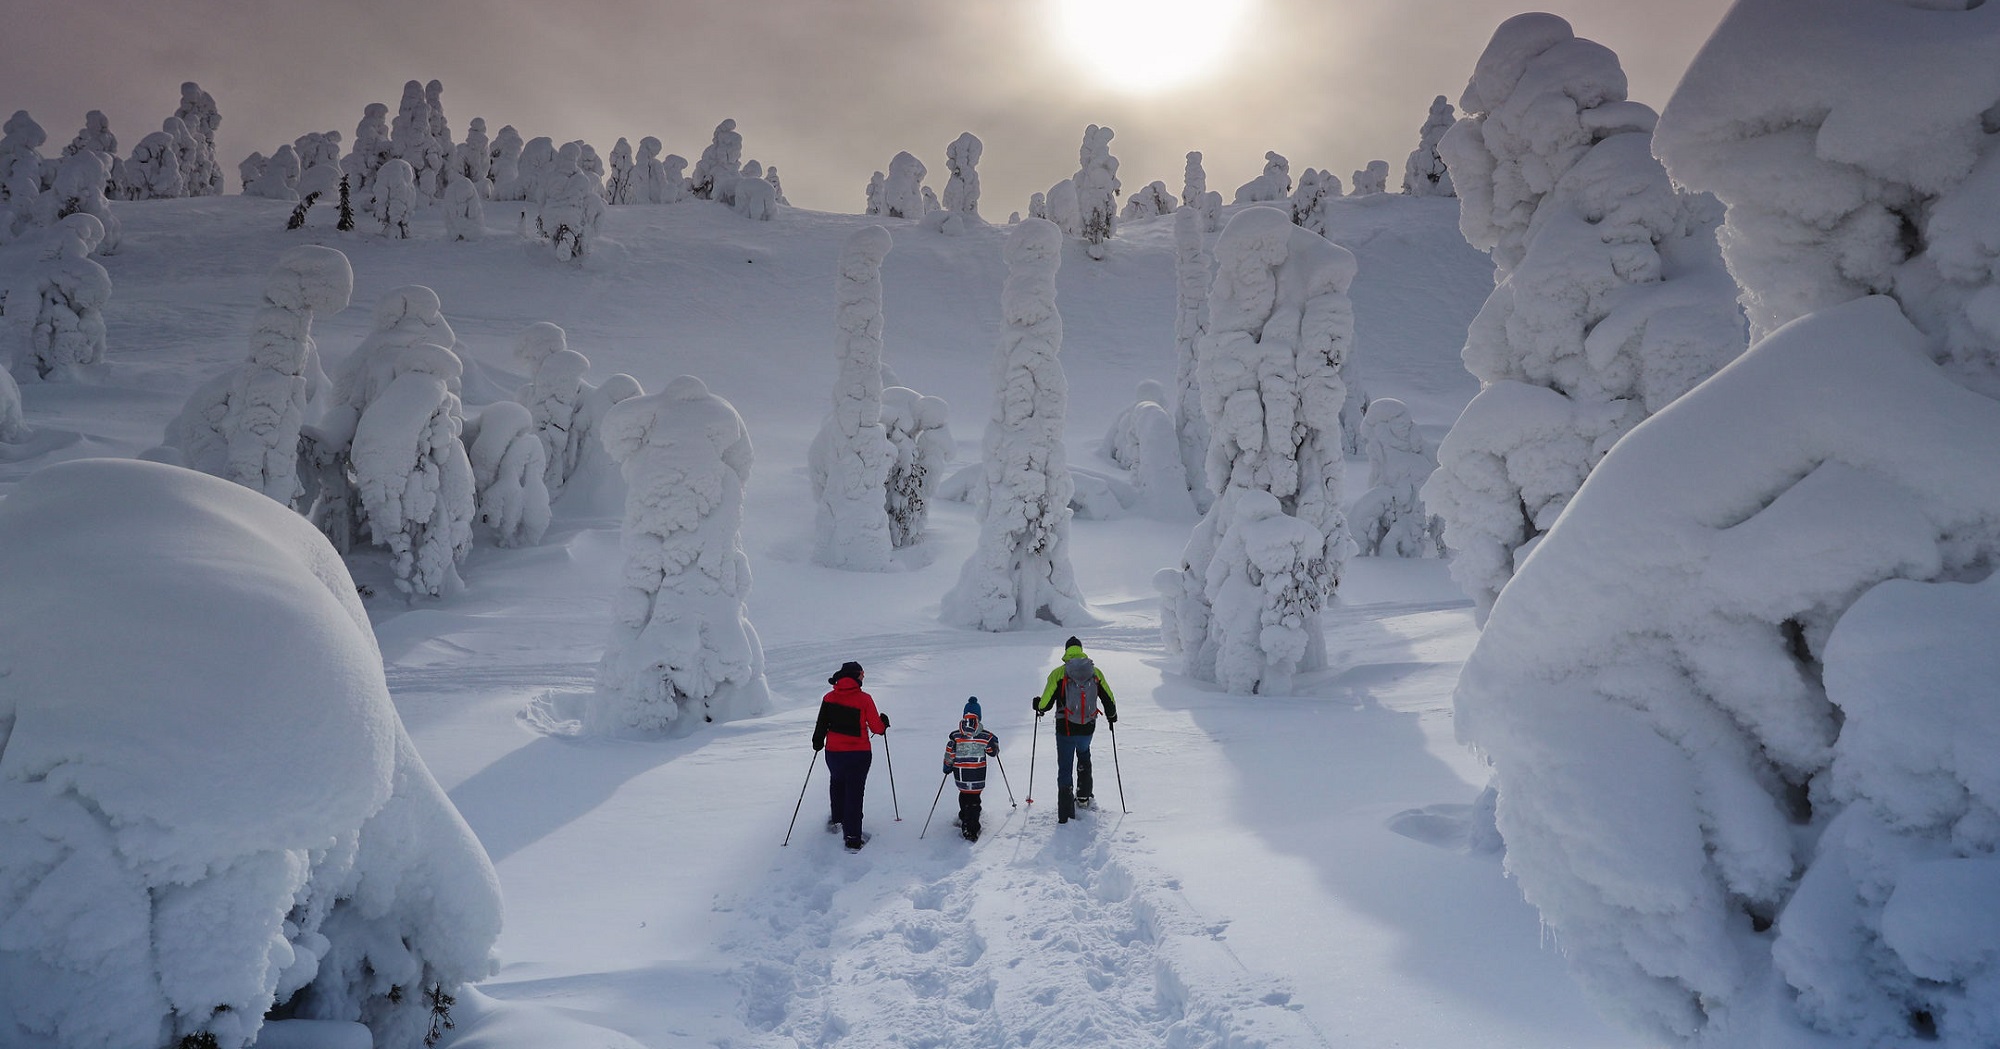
1065,636 -> 1082,648
830,660 -> 864,685
964,696 -> 982,718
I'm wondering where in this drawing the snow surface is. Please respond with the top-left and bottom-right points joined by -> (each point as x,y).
0,181 -> 1681,1049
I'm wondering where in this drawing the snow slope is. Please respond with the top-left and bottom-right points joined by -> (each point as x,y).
0,192 -> 1655,1048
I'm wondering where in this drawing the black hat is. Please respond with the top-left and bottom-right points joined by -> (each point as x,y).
829,660 -> 864,685
1064,636 -> 1082,648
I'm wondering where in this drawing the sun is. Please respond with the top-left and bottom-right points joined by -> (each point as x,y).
1049,0 -> 1253,94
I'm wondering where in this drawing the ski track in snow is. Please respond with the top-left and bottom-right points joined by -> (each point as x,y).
727,806 -> 1327,1049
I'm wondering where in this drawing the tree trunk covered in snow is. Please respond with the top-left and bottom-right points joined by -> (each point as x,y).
809,225 -> 898,570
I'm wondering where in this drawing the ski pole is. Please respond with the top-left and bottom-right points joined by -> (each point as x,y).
1027,701 -> 1043,805
919,772 -> 951,839
882,728 -> 902,821
1109,719 -> 1128,814
994,755 -> 1017,807
781,751 -> 820,846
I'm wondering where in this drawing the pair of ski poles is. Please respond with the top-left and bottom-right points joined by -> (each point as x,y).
920,755 -> 1017,838
782,728 -> 904,847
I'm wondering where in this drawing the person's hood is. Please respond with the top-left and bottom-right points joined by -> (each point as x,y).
960,712 -> 980,732
1063,644 -> 1085,660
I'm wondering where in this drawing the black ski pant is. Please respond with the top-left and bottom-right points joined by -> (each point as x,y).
957,791 -> 983,837
825,749 -> 872,843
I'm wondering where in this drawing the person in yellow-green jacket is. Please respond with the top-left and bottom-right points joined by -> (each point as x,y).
1033,636 -> 1116,824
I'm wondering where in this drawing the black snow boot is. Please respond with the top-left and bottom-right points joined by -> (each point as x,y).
1077,756 -> 1094,803
1057,787 -> 1075,824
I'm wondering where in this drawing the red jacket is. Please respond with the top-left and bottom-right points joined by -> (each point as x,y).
813,677 -> 885,752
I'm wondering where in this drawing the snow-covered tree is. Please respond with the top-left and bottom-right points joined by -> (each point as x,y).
173,81 -> 222,196
441,168 -> 483,240
732,173 -> 777,220
21,214 -> 110,381
606,137 -> 635,204
882,150 -> 927,219
1348,398 -> 1442,557
1350,160 -> 1389,196
1421,13 -> 1746,618
238,151 -> 267,196
880,385 -> 952,548
1402,95 -> 1456,197
1074,124 -> 1120,259
808,226 -> 898,570
0,457 -> 501,1049
371,158 -> 418,238
347,341 -> 474,598
863,170 -> 886,215
1161,206 -> 1355,694
310,285 -> 466,554
488,124 -> 523,199
691,118 -> 742,199
342,102 -> 392,193
1448,4 -> 2000,1045
1233,150 -> 1291,203
50,149 -> 120,252
629,136 -> 666,203
124,128 -> 181,200
1172,205 -> 1214,512
161,245 -> 353,508
1121,180 -> 1176,221
391,80 -> 443,197
164,116 -> 206,200
1,110 -> 49,236
1044,177 -> 1080,238
1103,379 -> 1170,468
1290,168 -> 1340,235
577,141 -> 606,190
63,109 -> 116,159
540,146 -> 606,260
941,219 -> 1091,630
295,130 -> 343,198
943,131 -> 983,221
660,152 -> 689,203
463,399 -> 550,547
1182,150 -> 1207,207
593,375 -> 771,734
765,165 -> 788,205
0,366 -> 26,445
242,144 -> 300,200
455,116 -> 489,194
424,79 -> 453,184
511,323 -> 630,502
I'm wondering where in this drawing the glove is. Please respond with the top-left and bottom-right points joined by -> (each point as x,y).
813,739 -> 824,752
1107,711 -> 1118,725
879,713 -> 890,730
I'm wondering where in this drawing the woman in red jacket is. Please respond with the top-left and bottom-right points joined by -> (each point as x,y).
813,660 -> 888,851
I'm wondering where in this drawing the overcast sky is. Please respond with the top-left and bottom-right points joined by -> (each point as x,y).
0,0 -> 1732,215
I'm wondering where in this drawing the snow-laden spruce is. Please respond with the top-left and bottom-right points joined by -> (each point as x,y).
881,150 -> 927,219
511,323 -> 640,504
1450,3 -> 2000,1045
442,166 -> 484,240
1103,378 -> 1169,470
1161,206 -> 1354,694
1074,124 -> 1120,259
0,109 -> 48,238
51,148 -> 121,252
1350,160 -> 1389,196
161,245 -> 352,507
370,158 -> 418,238
1232,151 -> 1291,203
1103,380 -> 1195,519
424,79 -> 453,189
243,143 -> 301,201
488,124 -> 523,199
294,130 -> 343,199
63,109 -> 116,159
0,365 -> 27,444
539,145 -> 606,260
0,458 -> 500,1049
391,80 -> 442,197
1172,205 -> 1214,511
1348,398 -> 1442,558
172,81 -> 222,196
592,375 -> 771,734
1182,150 -> 1206,208
1402,95 -> 1456,197
880,385 -> 952,548
808,226 -> 899,570
1290,168 -> 1339,236
942,132 -> 983,221
455,116 -> 490,195
1121,180 -> 1176,222
463,399 -> 551,548
691,118 -> 742,200
21,214 -> 110,381
1421,14 -> 1745,618
309,286 -> 476,599
343,102 -> 393,194
606,137 -> 635,204
941,218 -> 1091,630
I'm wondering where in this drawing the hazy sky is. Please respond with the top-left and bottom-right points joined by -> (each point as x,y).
0,0 -> 1732,215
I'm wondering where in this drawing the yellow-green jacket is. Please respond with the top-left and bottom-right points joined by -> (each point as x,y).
1035,644 -> 1116,735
